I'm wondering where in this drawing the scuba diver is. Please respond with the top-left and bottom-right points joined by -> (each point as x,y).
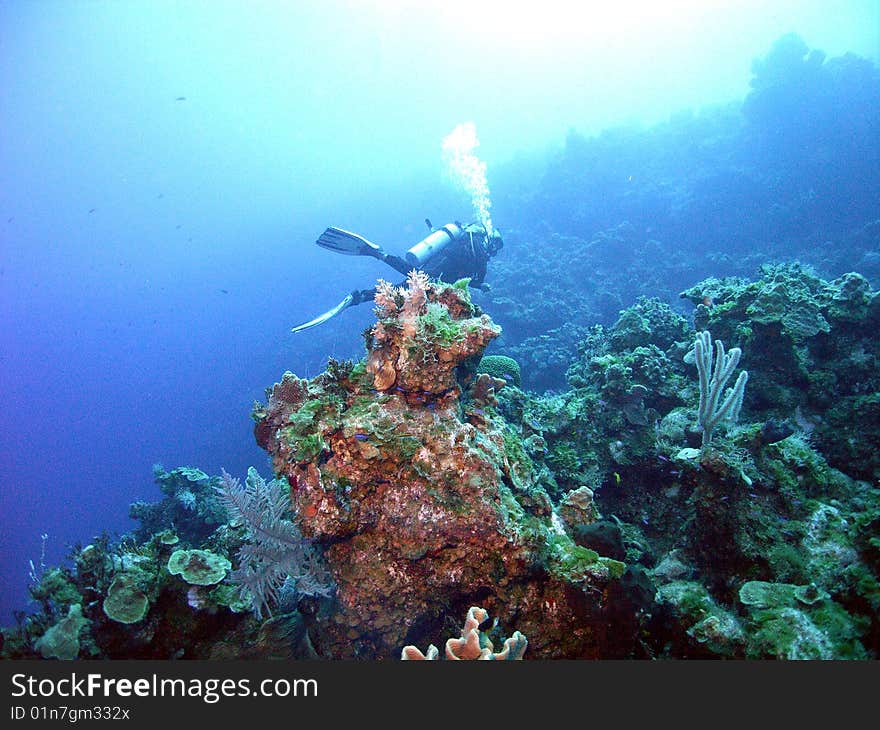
291,219 -> 503,332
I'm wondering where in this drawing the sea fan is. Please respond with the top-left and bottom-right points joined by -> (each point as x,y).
216,468 -> 333,619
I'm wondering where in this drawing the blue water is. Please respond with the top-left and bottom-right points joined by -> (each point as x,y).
1,1 -> 878,624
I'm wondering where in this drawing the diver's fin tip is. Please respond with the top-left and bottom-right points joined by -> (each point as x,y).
316,227 -> 380,256
290,293 -> 355,333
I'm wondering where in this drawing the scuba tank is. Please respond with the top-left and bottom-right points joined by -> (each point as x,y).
405,222 -> 464,266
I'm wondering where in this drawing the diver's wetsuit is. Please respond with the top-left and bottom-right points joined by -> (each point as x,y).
347,227 -> 491,306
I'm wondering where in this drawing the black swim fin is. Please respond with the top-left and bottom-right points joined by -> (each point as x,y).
316,227 -> 382,257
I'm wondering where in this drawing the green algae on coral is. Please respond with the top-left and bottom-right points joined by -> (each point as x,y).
167,549 -> 231,586
739,580 -> 800,609
29,567 -> 83,610
34,604 -> 89,660
745,604 -> 867,660
207,584 -> 253,614
157,529 -> 179,546
173,466 -> 210,483
103,573 -> 150,624
419,301 -> 468,346
545,532 -> 601,581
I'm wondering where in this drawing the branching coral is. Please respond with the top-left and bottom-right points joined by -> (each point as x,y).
373,278 -> 402,317
693,330 -> 749,445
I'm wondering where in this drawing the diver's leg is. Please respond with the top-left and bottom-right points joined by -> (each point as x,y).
349,288 -> 377,306
380,253 -> 411,277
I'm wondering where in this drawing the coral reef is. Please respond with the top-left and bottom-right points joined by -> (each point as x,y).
3,262 -> 878,660
485,37 -> 879,391
129,465 -> 228,544
252,274 -> 627,658
681,263 -> 880,480
0,475 -> 294,659
5,34 -> 878,662
477,354 -> 522,388
4,260 -> 878,661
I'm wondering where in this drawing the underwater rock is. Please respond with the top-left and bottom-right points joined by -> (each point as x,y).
655,580 -> 746,658
557,486 -> 599,531
571,519 -> 626,562
366,271 -> 500,399
254,275 -> 622,658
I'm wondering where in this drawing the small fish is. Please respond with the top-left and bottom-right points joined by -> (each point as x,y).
219,288 -> 229,295
175,96 -> 186,101
88,208 -> 96,214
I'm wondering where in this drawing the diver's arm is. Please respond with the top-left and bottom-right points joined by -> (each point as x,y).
470,259 -> 489,289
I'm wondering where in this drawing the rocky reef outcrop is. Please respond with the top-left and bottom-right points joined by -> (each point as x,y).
253,272 -> 626,658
